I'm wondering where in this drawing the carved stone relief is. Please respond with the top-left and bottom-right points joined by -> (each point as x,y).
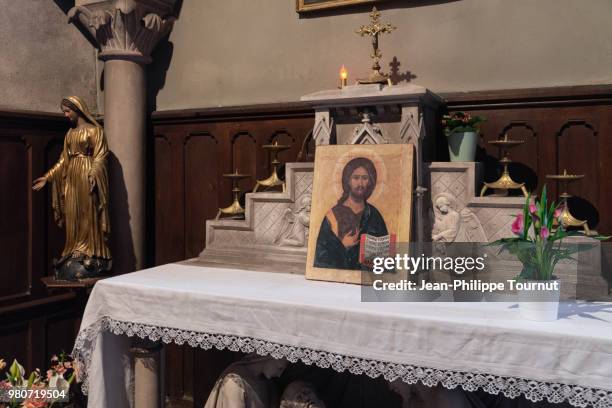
431,193 -> 486,243
428,163 -> 524,243
274,194 -> 312,247
399,107 -> 423,145
312,110 -> 334,145
69,0 -> 176,63
348,110 -> 388,145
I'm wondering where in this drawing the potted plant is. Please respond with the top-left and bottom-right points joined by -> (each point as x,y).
442,112 -> 486,162
490,186 -> 606,321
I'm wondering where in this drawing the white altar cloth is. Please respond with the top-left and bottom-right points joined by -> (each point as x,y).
72,262 -> 612,408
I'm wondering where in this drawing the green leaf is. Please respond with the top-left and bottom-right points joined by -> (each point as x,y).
540,185 -> 547,218
9,360 -> 22,381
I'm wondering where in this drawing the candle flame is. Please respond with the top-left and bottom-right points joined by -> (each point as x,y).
340,65 -> 348,80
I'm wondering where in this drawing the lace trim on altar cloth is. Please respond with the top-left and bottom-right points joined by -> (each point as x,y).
72,317 -> 612,408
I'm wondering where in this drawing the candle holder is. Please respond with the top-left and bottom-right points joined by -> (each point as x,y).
480,134 -> 528,197
253,141 -> 291,193
216,169 -> 250,220
546,169 -> 592,235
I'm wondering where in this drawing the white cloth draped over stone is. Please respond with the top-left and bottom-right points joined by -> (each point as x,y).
204,354 -> 280,408
72,262 -> 612,408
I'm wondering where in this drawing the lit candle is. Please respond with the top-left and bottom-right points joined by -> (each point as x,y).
340,65 -> 348,88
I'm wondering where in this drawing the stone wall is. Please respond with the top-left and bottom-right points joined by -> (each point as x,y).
154,0 -> 612,110
0,0 -> 96,113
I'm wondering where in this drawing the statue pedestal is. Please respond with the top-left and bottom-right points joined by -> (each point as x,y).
41,276 -> 104,345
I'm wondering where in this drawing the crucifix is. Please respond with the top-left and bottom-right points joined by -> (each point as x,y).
355,6 -> 396,85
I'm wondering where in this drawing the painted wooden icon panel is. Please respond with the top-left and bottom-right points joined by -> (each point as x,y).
306,144 -> 413,284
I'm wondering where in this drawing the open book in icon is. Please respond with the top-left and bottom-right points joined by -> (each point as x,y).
359,233 -> 397,268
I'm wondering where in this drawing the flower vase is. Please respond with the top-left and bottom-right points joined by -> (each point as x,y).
517,278 -> 560,321
447,131 -> 478,162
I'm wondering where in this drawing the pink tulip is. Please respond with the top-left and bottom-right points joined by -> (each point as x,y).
554,207 -> 562,219
540,226 -> 550,240
529,203 -> 537,214
511,213 -> 524,235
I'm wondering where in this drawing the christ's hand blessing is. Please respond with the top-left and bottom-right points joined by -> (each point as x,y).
341,229 -> 360,248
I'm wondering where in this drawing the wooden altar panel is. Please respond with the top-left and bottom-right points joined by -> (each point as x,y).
154,133 -> 185,265
231,131 -> 259,192
556,118 -> 600,226
477,118 -> 540,192
0,322 -> 29,367
45,138 -> 64,277
185,132 -> 221,259
152,104 -> 315,266
45,314 -> 79,361
445,86 -> 612,236
0,136 -> 29,301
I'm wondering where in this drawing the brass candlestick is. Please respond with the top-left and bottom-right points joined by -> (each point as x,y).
355,7 -> 396,85
253,141 -> 290,193
216,169 -> 250,220
546,169 -> 592,235
480,134 -> 528,197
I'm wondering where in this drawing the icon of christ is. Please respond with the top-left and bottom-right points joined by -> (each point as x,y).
313,157 -> 388,270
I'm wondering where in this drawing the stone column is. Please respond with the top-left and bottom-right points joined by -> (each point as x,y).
130,341 -> 163,408
69,0 -> 176,272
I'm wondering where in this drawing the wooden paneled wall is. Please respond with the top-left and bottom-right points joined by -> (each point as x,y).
151,103 -> 315,266
444,85 -> 612,235
0,110 -> 81,374
153,86 -> 612,259
152,86 -> 612,407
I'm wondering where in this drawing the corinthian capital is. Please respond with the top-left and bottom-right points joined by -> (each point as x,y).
68,0 -> 177,63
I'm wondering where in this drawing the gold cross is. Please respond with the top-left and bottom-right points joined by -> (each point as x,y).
355,7 -> 396,84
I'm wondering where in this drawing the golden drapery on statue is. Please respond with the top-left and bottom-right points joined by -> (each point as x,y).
34,96 -> 111,280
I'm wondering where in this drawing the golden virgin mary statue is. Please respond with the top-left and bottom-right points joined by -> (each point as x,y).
32,96 -> 111,280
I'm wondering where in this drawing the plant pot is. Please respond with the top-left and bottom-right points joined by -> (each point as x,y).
447,131 -> 478,161
517,278 -> 560,321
